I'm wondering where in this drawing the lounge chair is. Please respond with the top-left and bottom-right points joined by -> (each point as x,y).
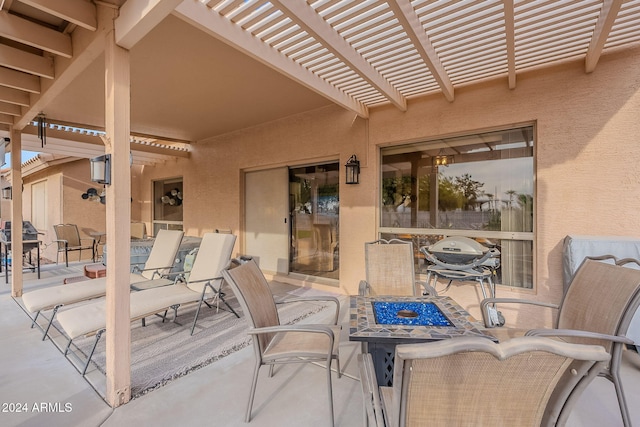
22,229 -> 184,340
55,232 -> 237,375
221,257 -> 341,426
480,256 -> 640,427
359,336 -> 610,427
359,239 -> 437,296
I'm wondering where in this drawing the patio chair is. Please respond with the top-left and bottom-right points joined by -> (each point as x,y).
130,221 -> 147,240
480,256 -> 640,427
359,336 -> 610,427
56,232 -> 237,375
22,229 -> 184,340
221,257 -> 342,426
359,239 -> 437,297
53,224 -> 95,266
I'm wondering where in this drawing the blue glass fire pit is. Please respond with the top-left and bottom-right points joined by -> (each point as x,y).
372,301 -> 452,326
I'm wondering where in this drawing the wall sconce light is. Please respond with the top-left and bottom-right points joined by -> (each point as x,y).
90,154 -> 111,185
1,187 -> 11,200
345,154 -> 360,184
433,150 -> 453,168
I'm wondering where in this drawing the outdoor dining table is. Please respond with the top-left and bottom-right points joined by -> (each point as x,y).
349,294 -> 496,386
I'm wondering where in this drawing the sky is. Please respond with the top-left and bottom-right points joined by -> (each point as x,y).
3,151 -> 40,167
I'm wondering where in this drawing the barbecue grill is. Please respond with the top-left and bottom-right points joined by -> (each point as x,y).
1,220 -> 40,247
0,220 -> 41,282
420,236 -> 503,326
423,236 -> 500,270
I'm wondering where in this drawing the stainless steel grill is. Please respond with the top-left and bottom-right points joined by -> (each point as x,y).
421,236 -> 503,326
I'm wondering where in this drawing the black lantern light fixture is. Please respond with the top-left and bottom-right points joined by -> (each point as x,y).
90,154 -> 111,185
345,154 -> 360,184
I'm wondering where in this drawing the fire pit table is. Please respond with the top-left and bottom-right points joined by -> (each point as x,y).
349,295 -> 495,386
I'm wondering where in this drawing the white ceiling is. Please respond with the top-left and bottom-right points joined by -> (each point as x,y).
1,0 -> 640,161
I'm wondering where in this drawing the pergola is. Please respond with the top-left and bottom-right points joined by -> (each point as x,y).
1,0 -> 640,407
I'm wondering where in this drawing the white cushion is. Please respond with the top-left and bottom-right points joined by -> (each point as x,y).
22,273 -> 151,313
56,284 -> 206,339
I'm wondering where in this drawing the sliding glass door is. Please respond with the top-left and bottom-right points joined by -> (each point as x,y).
289,162 -> 339,279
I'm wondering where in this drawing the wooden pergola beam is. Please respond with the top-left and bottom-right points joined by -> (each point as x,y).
585,0 -> 623,73
19,0 -> 97,31
115,0 -> 183,49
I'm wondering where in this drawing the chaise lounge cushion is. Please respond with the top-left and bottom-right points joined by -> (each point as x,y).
22,273 -> 149,313
57,283 -> 216,339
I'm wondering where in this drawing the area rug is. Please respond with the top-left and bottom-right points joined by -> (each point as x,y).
70,289 -> 330,398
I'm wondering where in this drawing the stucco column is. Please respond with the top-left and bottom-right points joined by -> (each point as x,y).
9,127 -> 23,298
104,27 -> 132,407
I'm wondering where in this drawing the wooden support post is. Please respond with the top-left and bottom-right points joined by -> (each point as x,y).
9,127 -> 23,297
104,27 -> 132,407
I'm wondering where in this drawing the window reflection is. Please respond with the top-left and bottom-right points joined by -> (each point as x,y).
381,126 -> 534,289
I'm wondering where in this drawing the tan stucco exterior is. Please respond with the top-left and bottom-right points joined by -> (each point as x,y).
133,45 -> 640,327
21,159 -> 107,263
3,158 -> 147,264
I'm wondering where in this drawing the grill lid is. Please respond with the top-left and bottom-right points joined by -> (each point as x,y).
423,236 -> 500,269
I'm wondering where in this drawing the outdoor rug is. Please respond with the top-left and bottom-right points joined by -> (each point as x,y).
68,289 -> 330,398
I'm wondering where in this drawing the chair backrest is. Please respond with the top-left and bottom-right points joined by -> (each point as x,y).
186,232 -> 236,293
558,257 -> 640,352
130,222 -> 147,239
53,224 -> 81,247
141,229 -> 184,279
365,239 -> 417,296
387,336 -> 609,427
222,258 -> 280,353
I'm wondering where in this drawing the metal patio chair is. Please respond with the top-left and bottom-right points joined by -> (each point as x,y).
480,256 -> 640,427
359,239 -> 437,297
359,336 -> 610,427
221,257 -> 342,426
53,224 -> 94,266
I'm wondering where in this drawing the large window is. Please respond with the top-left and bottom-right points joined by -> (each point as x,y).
380,126 -> 534,289
153,178 -> 183,236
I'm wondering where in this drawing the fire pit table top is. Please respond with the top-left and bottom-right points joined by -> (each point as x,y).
349,295 -> 495,343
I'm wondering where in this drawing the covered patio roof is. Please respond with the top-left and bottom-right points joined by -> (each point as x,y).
0,0 -> 639,148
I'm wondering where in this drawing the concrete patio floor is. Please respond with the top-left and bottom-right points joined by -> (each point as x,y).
1,262 -> 639,426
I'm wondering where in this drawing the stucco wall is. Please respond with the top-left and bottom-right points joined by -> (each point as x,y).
137,46 -> 640,326
21,159 -> 107,263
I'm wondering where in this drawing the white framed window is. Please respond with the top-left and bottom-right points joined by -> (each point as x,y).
380,125 -> 535,289
152,178 -> 183,236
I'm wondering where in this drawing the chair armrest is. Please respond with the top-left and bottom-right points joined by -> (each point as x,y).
187,276 -> 222,284
525,328 -> 635,345
480,298 -> 560,328
132,264 -> 176,279
415,280 -> 438,296
154,270 -> 189,284
358,353 -> 385,427
132,264 -> 175,274
248,323 -> 336,338
189,276 -> 225,290
53,239 -> 69,247
358,280 -> 370,296
274,296 -> 341,325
